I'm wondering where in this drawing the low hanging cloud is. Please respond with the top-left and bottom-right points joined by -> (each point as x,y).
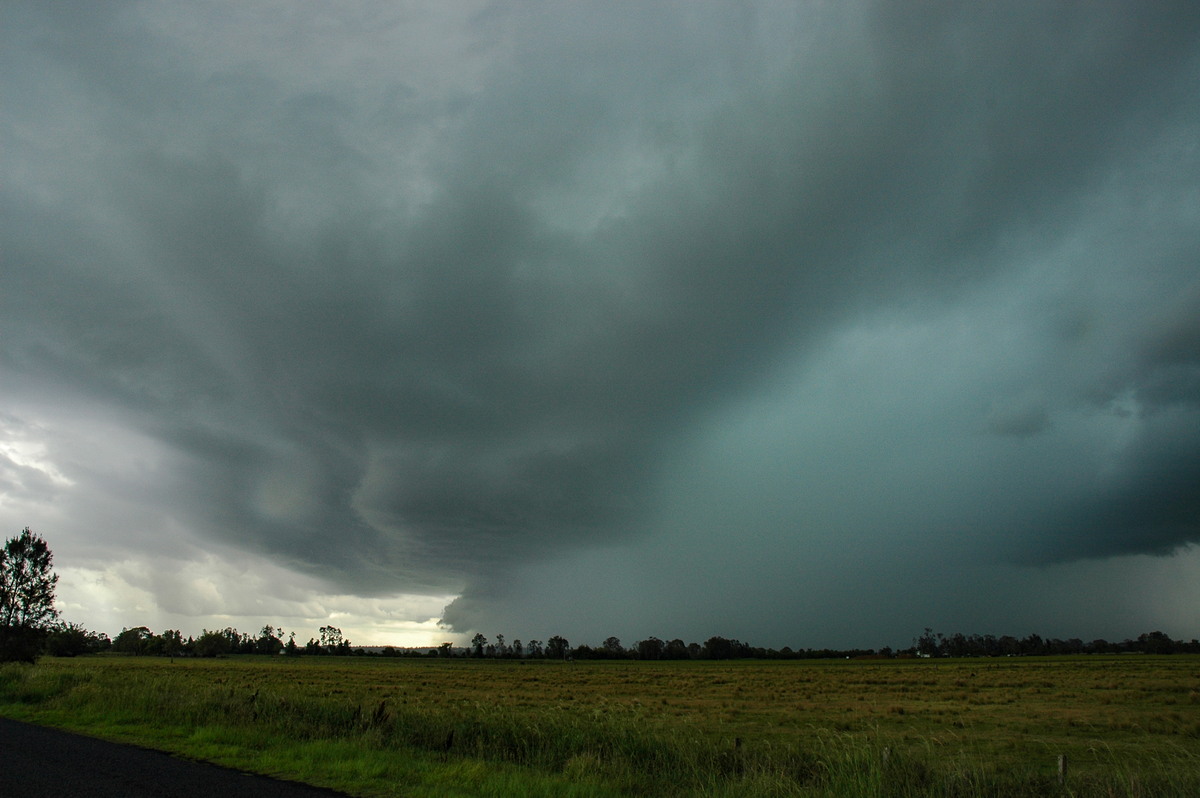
2,2 -> 1199,645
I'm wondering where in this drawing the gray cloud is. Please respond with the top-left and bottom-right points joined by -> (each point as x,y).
986,391 -> 1051,438
3,1 -> 1200,644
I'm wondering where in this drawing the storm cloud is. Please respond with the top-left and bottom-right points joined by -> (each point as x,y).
2,2 -> 1199,647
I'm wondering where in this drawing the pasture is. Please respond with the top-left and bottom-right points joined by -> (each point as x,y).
2,654 -> 1198,796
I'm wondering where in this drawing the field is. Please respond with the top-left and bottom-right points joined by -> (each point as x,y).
2,655 -> 1199,796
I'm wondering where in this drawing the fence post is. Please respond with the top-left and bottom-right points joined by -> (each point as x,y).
1057,754 -> 1067,786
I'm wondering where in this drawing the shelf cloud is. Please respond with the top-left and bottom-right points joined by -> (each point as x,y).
3,2 -> 1199,647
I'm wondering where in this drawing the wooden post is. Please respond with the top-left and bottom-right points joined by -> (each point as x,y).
1057,754 -> 1067,786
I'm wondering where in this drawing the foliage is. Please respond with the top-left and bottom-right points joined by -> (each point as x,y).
909,627 -> 1200,658
319,625 -> 350,654
0,527 -> 59,662
69,618 -> 1200,665
255,625 -> 283,655
113,626 -> 155,655
44,622 -> 110,657
546,635 -> 570,659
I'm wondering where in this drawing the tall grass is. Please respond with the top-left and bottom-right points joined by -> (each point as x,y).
3,657 -> 1199,797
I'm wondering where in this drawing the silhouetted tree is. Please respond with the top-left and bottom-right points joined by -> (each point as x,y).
113,626 -> 155,655
157,629 -> 185,658
194,628 -> 233,657
945,632 -> 969,658
1021,633 -> 1046,656
664,638 -> 690,660
1138,631 -> 1174,654
0,527 -> 59,662
317,625 -> 350,653
471,633 -> 487,657
703,636 -> 735,660
256,625 -> 283,655
602,636 -> 625,658
915,628 -> 941,657
636,637 -> 665,660
44,621 -> 96,657
546,635 -> 570,659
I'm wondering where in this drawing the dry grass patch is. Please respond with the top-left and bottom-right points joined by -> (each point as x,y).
2,654 -> 1199,796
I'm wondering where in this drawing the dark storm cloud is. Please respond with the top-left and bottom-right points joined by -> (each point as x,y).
3,1 -> 1200,640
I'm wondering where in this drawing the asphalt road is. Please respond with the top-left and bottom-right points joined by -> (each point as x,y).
0,717 -> 352,797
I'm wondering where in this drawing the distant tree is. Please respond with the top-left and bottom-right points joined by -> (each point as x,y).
158,629 -> 185,658
256,625 -> 283,655
636,637 -> 665,660
664,639 -> 690,660
213,627 -> 251,654
1138,631 -> 1174,655
1021,633 -> 1046,656
194,628 -> 233,658
284,632 -> 299,656
945,632 -> 969,658
545,635 -> 570,659
319,625 -> 344,653
0,527 -> 60,662
113,626 -> 155,655
510,638 -> 524,658
525,639 -> 543,658
437,641 -> 453,658
495,634 -> 507,658
471,633 -> 488,658
602,636 -> 625,658
44,621 -> 92,657
1060,638 -> 1085,656
703,636 -> 735,660
915,628 -> 941,657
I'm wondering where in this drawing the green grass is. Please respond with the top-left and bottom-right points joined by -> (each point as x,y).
2,655 -> 1199,796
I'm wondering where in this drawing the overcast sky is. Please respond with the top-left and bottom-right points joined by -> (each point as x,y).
3,2 -> 1199,650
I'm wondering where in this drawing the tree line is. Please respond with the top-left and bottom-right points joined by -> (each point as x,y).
4,528 -> 1199,662
910,627 -> 1200,658
97,623 -> 355,658
441,629 -> 1200,661
29,624 -> 1200,663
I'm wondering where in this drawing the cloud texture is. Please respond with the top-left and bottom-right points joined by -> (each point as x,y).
2,2 -> 1199,646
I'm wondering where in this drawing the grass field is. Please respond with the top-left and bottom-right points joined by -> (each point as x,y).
2,654 -> 1199,796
